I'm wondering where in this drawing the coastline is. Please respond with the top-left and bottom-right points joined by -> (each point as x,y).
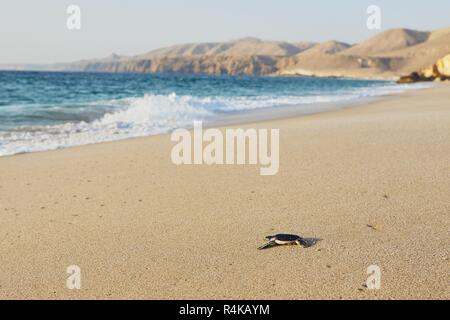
0,83 -> 449,299
0,72 -> 431,158
207,82 -> 433,129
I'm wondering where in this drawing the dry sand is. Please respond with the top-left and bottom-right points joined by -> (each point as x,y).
0,84 -> 449,300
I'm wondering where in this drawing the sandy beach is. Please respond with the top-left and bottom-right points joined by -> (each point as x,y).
0,84 -> 449,300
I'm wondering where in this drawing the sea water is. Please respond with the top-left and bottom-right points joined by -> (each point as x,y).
0,71 -> 427,156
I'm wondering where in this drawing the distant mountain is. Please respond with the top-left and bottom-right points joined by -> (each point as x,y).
367,27 -> 450,72
297,41 -> 352,56
281,27 -> 450,79
136,37 -> 311,59
2,27 -> 450,80
342,29 -> 430,56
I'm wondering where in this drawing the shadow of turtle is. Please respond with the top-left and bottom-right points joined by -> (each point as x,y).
301,237 -> 322,248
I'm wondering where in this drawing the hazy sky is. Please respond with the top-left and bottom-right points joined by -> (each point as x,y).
1,0 -> 449,64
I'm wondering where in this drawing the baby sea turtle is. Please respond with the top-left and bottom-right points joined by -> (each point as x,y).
258,234 -> 311,250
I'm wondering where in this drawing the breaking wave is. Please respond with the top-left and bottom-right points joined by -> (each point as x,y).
0,82 -> 430,156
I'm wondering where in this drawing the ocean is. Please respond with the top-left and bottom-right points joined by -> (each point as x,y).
0,71 -> 426,156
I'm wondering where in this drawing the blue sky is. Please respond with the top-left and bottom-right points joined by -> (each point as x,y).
1,0 -> 449,64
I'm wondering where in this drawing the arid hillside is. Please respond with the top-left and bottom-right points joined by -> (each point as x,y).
3,27 -> 450,80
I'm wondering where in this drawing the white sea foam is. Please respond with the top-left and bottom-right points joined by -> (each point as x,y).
0,83 -> 431,156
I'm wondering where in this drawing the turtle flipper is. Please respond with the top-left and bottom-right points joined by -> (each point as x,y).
258,241 -> 277,250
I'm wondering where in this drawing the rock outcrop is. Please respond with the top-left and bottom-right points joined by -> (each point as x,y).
436,54 -> 450,77
397,54 -> 450,83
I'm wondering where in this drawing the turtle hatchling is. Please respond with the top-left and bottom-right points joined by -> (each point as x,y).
258,234 -> 311,250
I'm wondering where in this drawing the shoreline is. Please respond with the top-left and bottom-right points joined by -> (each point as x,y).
0,68 -> 399,81
207,83 -> 433,128
0,81 -> 432,159
0,83 -> 449,299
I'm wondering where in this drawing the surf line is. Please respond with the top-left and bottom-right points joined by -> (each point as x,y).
171,121 -> 279,176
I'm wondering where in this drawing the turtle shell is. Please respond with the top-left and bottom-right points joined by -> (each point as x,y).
274,234 -> 301,242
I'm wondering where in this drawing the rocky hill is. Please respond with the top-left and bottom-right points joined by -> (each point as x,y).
3,27 -> 450,80
280,27 -> 450,79
297,41 -> 352,56
137,37 -> 311,58
342,29 -> 430,56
